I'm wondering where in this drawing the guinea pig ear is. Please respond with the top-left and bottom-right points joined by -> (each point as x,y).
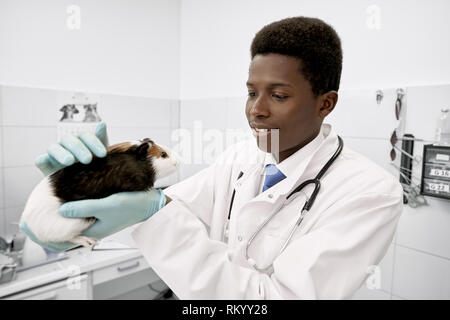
135,142 -> 150,158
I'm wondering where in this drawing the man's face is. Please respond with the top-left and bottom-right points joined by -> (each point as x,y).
246,53 -> 325,162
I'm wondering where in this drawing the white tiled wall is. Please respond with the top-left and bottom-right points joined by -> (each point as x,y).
0,88 -> 5,237
1,86 -> 59,126
0,156 -> 4,210
338,85 -> 450,300
178,96 -> 252,180
1,84 -> 449,299
392,246 -> 450,300
178,87 -> 449,301
2,127 -> 57,167
396,198 -> 450,260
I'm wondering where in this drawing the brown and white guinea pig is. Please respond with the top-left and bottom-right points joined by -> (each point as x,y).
20,138 -> 179,248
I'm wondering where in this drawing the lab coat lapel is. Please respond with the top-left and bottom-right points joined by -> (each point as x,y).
228,125 -> 341,270
231,158 -> 265,210
230,124 -> 339,209
250,124 -> 339,204
277,128 -> 340,198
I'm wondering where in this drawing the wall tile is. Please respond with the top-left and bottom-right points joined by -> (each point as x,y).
0,170 -> 4,209
392,245 -> 450,300
96,95 -> 174,128
0,126 -> 3,169
379,244 -> 395,293
109,127 -> 175,149
180,98 -> 228,129
396,197 -> 450,259
326,88 -> 399,139
226,96 -> 248,130
0,87 -> 4,168
1,86 -> 59,126
0,208 -> 5,239
4,206 -> 24,240
2,126 -> 56,167
170,100 -> 180,129
404,84 -> 450,142
3,166 -> 43,209
179,164 -> 208,181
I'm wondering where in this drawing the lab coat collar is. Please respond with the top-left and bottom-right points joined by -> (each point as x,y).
277,123 -> 336,195
238,123 -> 339,203
263,125 -> 325,174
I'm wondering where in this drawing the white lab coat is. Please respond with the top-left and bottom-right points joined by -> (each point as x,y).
132,124 -> 403,299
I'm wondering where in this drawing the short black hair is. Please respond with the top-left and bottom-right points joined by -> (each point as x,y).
250,16 -> 343,97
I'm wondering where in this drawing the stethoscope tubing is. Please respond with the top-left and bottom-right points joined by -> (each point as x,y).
228,136 -> 344,271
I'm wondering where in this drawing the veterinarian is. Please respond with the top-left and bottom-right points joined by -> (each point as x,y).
25,17 -> 403,299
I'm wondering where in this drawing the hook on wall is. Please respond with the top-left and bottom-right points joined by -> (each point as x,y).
375,90 -> 383,105
396,88 -> 405,100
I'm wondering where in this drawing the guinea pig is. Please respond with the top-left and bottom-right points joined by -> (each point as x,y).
20,138 -> 179,249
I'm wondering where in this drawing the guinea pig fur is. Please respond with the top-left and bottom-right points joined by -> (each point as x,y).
20,139 -> 179,248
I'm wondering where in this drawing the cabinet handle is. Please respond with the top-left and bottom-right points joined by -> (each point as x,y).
117,260 -> 140,272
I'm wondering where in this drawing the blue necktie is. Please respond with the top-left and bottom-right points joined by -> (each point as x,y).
262,164 -> 286,192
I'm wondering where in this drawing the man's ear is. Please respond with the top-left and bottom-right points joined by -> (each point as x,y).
318,91 -> 338,118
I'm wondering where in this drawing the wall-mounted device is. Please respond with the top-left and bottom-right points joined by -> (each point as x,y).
421,144 -> 450,200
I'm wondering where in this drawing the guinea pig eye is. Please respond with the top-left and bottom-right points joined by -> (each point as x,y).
161,152 -> 168,158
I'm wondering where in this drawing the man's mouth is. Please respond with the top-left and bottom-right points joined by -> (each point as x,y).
251,127 -> 279,136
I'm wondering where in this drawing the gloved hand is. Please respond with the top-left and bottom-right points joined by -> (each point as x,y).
19,221 -> 80,253
35,122 -> 109,176
21,122 -> 111,252
59,189 -> 167,240
20,189 -> 167,253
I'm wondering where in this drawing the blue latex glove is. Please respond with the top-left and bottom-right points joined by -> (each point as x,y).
21,122 -> 110,252
59,189 -> 167,240
19,221 -> 79,253
35,122 -> 109,176
20,189 -> 166,253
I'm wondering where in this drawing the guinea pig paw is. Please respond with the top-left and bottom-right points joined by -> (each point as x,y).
71,235 -> 98,248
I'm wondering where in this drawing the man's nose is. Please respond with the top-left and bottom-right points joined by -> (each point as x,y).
249,96 -> 270,117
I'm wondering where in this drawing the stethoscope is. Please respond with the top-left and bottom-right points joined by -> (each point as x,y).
225,136 -> 344,271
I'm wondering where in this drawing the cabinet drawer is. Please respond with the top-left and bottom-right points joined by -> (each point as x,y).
6,274 -> 88,300
93,256 -> 154,285
423,163 -> 450,180
424,146 -> 450,165
421,178 -> 450,199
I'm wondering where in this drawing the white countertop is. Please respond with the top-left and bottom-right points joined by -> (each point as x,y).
0,224 -> 145,298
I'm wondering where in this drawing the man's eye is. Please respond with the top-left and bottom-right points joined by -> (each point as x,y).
273,94 -> 288,101
247,92 -> 256,98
